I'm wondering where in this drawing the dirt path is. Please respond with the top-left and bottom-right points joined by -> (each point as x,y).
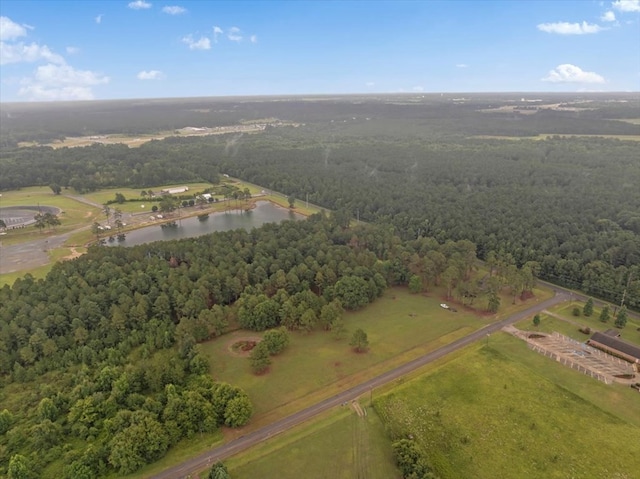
150,289 -> 569,479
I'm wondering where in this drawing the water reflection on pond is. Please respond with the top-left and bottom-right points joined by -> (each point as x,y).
108,201 -> 303,247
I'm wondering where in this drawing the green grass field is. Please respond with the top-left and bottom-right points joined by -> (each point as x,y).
374,333 -> 640,479
225,406 -> 400,479
82,183 -> 214,210
200,286 -> 546,428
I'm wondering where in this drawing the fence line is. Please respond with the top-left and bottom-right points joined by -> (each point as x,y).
527,343 -> 613,385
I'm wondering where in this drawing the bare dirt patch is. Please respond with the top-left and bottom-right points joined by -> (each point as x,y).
351,400 -> 366,417
62,247 -> 83,261
226,336 -> 262,357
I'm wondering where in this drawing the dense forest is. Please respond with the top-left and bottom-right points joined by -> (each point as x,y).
0,215 -> 529,477
1,95 -> 638,309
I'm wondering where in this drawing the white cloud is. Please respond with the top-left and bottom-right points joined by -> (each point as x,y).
137,69 -> 164,80
365,81 -> 375,87
537,21 -> 604,34
128,0 -> 152,10
227,26 -> 242,42
412,86 -> 424,92
0,16 -> 28,40
456,63 -> 468,68
182,35 -> 211,50
66,46 -> 80,54
1,41 -> 64,65
612,0 -> 640,12
250,34 -> 258,43
19,63 -> 109,101
601,10 -> 616,21
213,25 -> 223,42
542,64 -> 606,83
162,5 -> 186,15
95,14 -> 104,24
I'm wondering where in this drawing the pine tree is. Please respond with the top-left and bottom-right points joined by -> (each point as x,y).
583,298 -> 594,317
533,314 -> 541,327
615,307 -> 628,329
599,306 -> 610,323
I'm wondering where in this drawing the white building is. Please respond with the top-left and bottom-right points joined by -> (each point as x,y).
161,187 -> 189,195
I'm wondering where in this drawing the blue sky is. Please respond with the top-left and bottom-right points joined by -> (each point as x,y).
1,0 -> 638,101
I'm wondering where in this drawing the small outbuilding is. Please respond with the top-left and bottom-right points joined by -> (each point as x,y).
161,187 -> 189,195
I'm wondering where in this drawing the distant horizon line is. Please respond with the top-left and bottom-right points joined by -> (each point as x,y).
1,90 -> 638,106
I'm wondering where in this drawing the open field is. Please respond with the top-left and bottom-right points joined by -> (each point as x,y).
200,286 -> 550,428
613,118 -> 640,125
374,333 -> 640,479
16,127 -> 260,149
16,122 -> 300,149
225,406 -> 399,479
471,134 -> 640,141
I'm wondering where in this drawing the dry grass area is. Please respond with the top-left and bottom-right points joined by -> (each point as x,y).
479,102 -> 596,115
470,134 -> 640,141
18,122 -> 299,149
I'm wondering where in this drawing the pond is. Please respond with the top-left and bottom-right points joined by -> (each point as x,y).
107,201 -> 303,247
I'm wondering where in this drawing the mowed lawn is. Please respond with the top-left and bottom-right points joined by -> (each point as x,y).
374,333 -> 640,479
82,182 -> 215,212
201,287 -> 497,424
226,406 -> 400,479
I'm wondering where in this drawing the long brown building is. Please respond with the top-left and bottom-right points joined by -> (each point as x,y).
587,329 -> 640,364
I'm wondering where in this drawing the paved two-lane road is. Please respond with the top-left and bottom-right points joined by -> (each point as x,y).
152,289 -> 569,479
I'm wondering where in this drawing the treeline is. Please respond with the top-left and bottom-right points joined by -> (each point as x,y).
1,216 -> 533,477
0,141 -> 220,191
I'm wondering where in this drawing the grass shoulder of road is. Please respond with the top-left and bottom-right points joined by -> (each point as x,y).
374,332 -> 640,479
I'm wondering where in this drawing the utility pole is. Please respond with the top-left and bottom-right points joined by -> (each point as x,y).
306,192 -> 309,208
620,272 -> 633,309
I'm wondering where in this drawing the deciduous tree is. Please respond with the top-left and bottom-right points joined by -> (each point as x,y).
249,342 -> 270,374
